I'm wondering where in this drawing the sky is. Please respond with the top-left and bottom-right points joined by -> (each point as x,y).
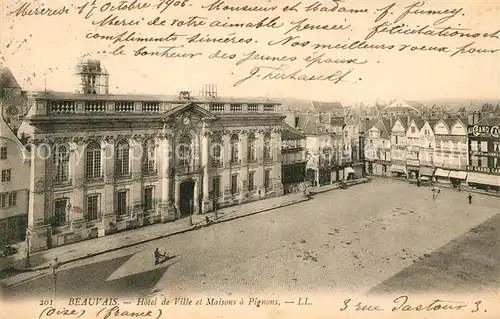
1,0 -> 499,105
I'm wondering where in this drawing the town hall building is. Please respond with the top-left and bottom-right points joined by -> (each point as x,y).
20,60 -> 286,252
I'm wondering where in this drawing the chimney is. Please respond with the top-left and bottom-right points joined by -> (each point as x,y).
294,116 -> 299,128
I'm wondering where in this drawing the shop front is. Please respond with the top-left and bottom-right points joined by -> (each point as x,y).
434,168 -> 450,183
448,170 -> 468,188
407,166 -> 420,180
344,166 -> 356,180
419,166 -> 434,182
390,164 -> 407,178
467,172 -> 500,192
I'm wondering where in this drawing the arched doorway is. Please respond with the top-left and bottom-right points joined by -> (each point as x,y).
179,180 -> 195,217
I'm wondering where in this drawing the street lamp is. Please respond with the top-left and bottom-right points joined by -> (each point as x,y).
51,257 -> 60,302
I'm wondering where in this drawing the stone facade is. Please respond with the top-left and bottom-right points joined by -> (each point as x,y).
21,92 -> 285,252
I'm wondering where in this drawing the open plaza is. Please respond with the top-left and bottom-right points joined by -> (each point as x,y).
1,178 -> 498,299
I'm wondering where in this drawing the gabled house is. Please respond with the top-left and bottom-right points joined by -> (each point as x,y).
0,104 -> 31,247
433,118 -> 469,187
406,117 -> 424,179
418,120 -> 438,180
0,67 -> 30,133
281,122 -> 307,193
364,119 -> 392,176
390,117 -> 409,177
466,118 -> 500,192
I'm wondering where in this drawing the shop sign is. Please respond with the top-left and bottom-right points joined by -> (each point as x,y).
468,125 -> 499,138
467,165 -> 500,175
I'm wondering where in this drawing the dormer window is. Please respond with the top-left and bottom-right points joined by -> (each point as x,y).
179,91 -> 191,100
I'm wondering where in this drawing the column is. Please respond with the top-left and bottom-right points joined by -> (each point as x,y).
193,180 -> 199,214
272,130 -> 283,195
102,137 -> 116,229
256,131 -> 265,197
70,141 -> 85,223
201,132 -> 211,213
174,180 -> 181,218
240,132 -> 248,199
159,135 -> 175,220
131,138 -> 143,216
222,133 -> 231,200
27,141 -> 50,252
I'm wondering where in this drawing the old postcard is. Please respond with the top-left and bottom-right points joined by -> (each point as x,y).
0,0 -> 499,318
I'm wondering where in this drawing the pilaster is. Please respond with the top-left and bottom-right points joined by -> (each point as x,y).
70,141 -> 85,222
240,132 -> 248,199
101,136 -> 116,228
131,138 -> 143,214
201,132 -> 211,213
256,131 -> 265,197
158,134 -> 174,221
174,179 -> 181,218
272,130 -> 283,194
27,141 -> 50,252
222,133 -> 231,200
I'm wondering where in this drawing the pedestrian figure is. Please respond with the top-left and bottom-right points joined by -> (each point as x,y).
205,216 -> 211,225
154,248 -> 167,265
468,193 -> 472,204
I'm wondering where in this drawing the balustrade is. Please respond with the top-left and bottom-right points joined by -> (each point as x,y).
115,101 -> 134,112
50,101 -> 75,113
85,101 -> 106,112
142,102 -> 160,112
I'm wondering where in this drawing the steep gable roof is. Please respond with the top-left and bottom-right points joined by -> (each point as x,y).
311,101 -> 343,113
282,122 -> 305,140
477,117 -> 500,126
411,117 -> 424,129
371,119 -> 391,139
0,67 -> 21,89
0,105 -> 30,162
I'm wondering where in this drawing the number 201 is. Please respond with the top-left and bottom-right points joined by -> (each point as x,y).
40,300 -> 53,306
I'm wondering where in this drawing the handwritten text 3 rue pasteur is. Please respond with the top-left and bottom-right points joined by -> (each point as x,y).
36,295 -> 489,318
8,0 -> 500,88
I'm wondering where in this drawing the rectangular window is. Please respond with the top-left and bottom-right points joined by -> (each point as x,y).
1,169 -> 11,182
143,187 -> 154,211
248,172 -> 255,191
480,157 -> 488,168
53,199 -> 68,227
8,192 -> 16,207
0,146 -> 7,160
116,191 -> 128,215
231,142 -> 239,163
411,127 -> 415,133
231,174 -> 238,195
264,170 -> 271,190
143,144 -> 156,173
86,195 -> 99,221
0,193 -> 6,208
480,141 -> 488,152
86,149 -> 101,180
470,140 -> 477,152
212,176 -> 221,198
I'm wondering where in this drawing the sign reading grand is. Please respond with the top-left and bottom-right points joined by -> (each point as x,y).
468,125 -> 500,138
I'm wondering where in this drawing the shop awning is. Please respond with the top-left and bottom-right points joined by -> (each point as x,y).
391,166 -> 406,174
467,173 -> 500,187
419,166 -> 434,176
345,167 -> 355,174
434,168 -> 450,177
449,171 -> 467,180
421,176 -> 431,181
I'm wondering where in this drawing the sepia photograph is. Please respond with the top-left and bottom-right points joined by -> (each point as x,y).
0,0 -> 499,318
